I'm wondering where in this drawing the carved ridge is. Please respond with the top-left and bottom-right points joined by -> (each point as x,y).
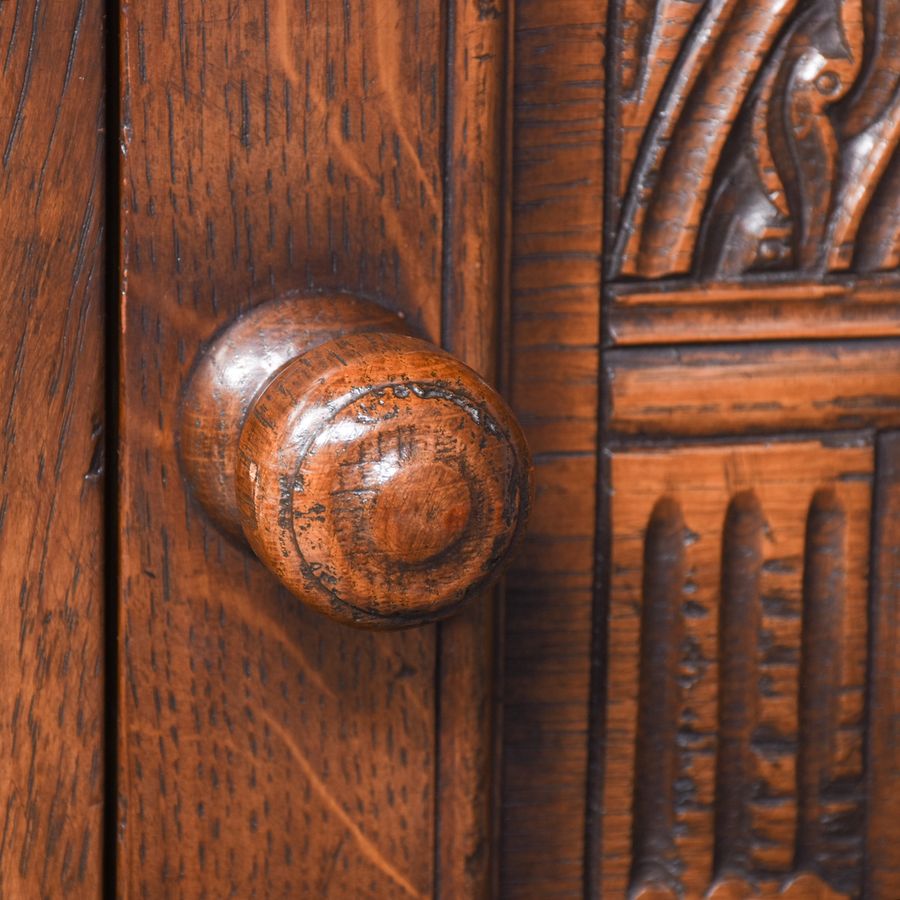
611,0 -> 900,279
713,492 -> 765,887
629,497 -> 686,898
794,489 -> 863,895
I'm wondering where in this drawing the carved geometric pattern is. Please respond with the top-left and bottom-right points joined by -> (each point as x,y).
599,440 -> 872,898
610,0 -> 900,279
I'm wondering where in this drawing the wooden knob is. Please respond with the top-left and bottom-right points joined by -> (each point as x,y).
179,293 -> 533,629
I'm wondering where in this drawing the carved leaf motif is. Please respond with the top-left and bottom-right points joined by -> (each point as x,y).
767,0 -> 864,271
611,0 -> 900,279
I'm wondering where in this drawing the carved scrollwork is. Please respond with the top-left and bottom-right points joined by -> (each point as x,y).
611,0 -> 900,279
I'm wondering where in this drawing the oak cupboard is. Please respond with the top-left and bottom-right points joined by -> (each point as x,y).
2,0 -> 898,896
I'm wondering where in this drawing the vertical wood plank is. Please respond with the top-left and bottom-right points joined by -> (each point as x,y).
438,0 -> 511,896
0,0 -> 106,894
502,0 -> 605,895
117,1 -> 445,895
866,431 -> 900,900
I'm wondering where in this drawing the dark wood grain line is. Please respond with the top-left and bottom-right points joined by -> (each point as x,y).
0,0 -> 106,893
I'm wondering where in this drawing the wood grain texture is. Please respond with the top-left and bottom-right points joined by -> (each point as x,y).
118,0 -> 443,895
607,276 -> 900,346
598,439 -> 873,898
607,340 -> 900,438
181,295 -> 531,629
501,0 -> 605,895
179,292 -> 411,544
866,431 -> 900,900
118,0 -> 510,894
437,0 -> 512,894
592,343 -> 900,896
0,1 -> 105,895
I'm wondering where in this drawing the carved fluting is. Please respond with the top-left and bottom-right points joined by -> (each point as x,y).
795,491 -> 863,894
713,493 -> 764,887
611,0 -> 900,279
605,445 -> 872,898
630,498 -> 686,898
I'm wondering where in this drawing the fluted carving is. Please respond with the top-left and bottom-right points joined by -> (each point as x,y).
713,492 -> 764,885
795,491 -> 863,893
630,498 -> 686,897
601,443 -> 873,898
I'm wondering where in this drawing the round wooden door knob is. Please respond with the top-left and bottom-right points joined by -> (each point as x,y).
179,293 -> 533,629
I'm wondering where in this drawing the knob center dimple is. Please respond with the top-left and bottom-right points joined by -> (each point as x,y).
370,461 -> 472,565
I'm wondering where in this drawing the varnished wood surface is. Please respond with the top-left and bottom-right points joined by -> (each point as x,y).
236,329 -> 531,627
179,292 -> 411,544
607,341 -> 900,438
109,0 -> 900,894
609,0 -> 900,281
118,0 -> 508,894
586,1 -> 900,897
866,432 -> 900,900
501,0 -> 605,895
118,0 -> 444,894
236,330 -> 531,629
437,0 -> 511,890
0,1 -> 106,895
607,276 -> 900,346
600,439 -> 873,898
180,295 -> 531,629
501,0 -> 900,895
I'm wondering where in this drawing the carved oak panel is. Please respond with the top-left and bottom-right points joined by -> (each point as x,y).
601,439 -> 872,898
604,0 -> 900,347
609,0 -> 900,281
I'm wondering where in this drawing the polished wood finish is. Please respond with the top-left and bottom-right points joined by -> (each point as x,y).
117,0 -> 509,894
180,294 -> 532,629
601,439 -> 872,898
238,330 -> 530,628
609,0 -> 900,282
501,0 -> 605,895
436,0 -> 513,893
867,432 -> 900,900
103,0 -> 900,893
607,341 -> 900,438
607,277 -> 900,346
118,0 -> 443,891
494,0 -> 900,896
179,293 -> 410,544
0,1 -> 106,894
580,1 -> 900,894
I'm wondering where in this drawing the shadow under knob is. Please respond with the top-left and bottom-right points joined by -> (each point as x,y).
180,293 -> 533,629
